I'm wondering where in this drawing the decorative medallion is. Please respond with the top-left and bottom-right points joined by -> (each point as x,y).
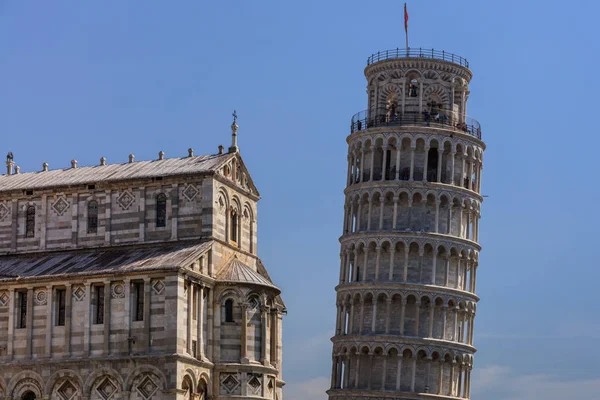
72,285 -> 86,302
136,376 -> 158,400
51,197 -> 70,216
0,203 -> 9,221
34,289 -> 47,305
96,377 -> 118,400
111,283 -> 125,299
57,380 -> 78,400
116,191 -> 135,210
0,290 -> 9,307
182,184 -> 199,202
151,279 -> 165,295
247,374 -> 262,395
221,375 -> 239,394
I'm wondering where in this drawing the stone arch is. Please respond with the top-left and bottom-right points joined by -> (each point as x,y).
45,370 -> 84,400
197,374 -> 210,400
217,287 -> 243,304
0,377 -> 6,400
8,371 -> 44,400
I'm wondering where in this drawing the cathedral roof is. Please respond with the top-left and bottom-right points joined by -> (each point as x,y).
0,152 -> 235,193
216,257 -> 280,293
0,240 -> 213,281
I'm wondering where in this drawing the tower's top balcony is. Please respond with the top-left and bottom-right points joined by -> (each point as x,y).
367,48 -> 469,69
350,109 -> 482,140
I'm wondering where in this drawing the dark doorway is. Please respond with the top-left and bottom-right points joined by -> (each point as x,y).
427,148 -> 439,182
22,391 -> 36,400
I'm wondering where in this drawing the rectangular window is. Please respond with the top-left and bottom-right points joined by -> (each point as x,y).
192,340 -> 197,358
56,289 -> 66,326
17,291 -> 27,329
95,285 -> 104,324
133,282 -> 144,322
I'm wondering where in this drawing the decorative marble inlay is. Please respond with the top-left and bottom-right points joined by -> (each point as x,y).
111,282 -> 125,299
247,375 -> 262,395
72,285 -> 86,301
57,380 -> 78,400
152,279 -> 165,295
0,291 -> 9,307
51,197 -> 70,216
0,203 -> 9,221
116,190 -> 135,210
96,377 -> 117,400
136,376 -> 158,400
182,184 -> 199,202
34,289 -> 47,305
221,375 -> 239,394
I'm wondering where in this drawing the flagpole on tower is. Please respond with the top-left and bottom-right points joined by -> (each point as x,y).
404,3 -> 409,56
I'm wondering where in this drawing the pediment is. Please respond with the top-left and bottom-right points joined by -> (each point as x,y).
215,153 -> 260,197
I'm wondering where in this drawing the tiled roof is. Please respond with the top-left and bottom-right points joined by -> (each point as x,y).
0,240 -> 213,281
0,153 -> 234,193
216,257 -> 280,292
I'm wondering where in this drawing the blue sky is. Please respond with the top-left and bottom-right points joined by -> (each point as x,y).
2,1 -> 599,399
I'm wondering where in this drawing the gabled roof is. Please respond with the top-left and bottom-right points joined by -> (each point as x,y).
0,153 -> 235,193
216,257 -> 280,293
0,240 -> 213,282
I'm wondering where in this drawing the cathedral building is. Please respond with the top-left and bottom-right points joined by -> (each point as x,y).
0,119 -> 285,400
328,48 -> 485,399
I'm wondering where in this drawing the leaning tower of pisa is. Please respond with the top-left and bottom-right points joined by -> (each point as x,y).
328,48 -> 485,400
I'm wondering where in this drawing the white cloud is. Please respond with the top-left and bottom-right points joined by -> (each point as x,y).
285,376 -> 329,400
472,365 -> 600,400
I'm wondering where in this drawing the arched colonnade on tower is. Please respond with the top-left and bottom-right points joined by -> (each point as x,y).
339,239 -> 479,293
343,189 -> 481,241
334,291 -> 477,346
347,135 -> 483,194
330,344 -> 473,398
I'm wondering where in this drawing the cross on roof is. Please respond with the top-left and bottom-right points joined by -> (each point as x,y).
232,110 -> 238,123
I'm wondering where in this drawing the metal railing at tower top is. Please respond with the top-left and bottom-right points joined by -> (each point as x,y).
367,48 -> 469,68
350,109 -> 482,139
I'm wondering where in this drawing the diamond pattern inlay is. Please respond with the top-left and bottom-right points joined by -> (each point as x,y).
136,377 -> 158,400
222,375 -> 239,394
96,377 -> 117,400
151,280 -> 165,295
0,291 -> 9,307
73,285 -> 86,301
57,380 -> 78,400
248,375 -> 261,394
182,184 -> 199,202
52,197 -> 70,216
117,191 -> 135,210
0,203 -> 9,221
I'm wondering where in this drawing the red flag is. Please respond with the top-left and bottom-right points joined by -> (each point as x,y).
404,3 -> 409,34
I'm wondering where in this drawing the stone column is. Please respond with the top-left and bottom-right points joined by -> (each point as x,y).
399,298 -> 407,334
445,256 -> 451,287
65,283 -> 72,357
392,195 -> 399,230
409,147 -> 415,181
330,356 -> 337,389
369,149 -> 375,181
428,303 -> 435,337
349,300 -> 355,333
187,283 -> 194,355
434,202 -> 440,233
378,197 -> 385,229
381,356 -> 388,389
354,355 -> 361,389
432,250 -> 437,284
371,300 -> 377,333
437,149 -> 443,182
385,297 -> 392,334
453,307 -> 459,341
375,246 -> 381,280
403,250 -> 409,282
240,303 -> 249,361
414,301 -> 421,336
441,306 -> 448,340
450,151 -> 456,185
356,202 -> 362,232
362,250 -> 368,281
438,361 -> 444,395
343,355 -> 351,388
198,285 -> 204,359
367,354 -> 374,390
359,298 -> 365,334
26,287 -> 33,358
395,145 -> 402,180
410,357 -> 417,392
367,197 -> 373,231
396,354 -> 403,390
388,246 -> 395,280
425,358 -> 431,392
45,285 -> 53,358
261,306 -> 269,365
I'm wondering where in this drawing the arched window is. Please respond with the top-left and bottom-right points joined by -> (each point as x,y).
156,193 -> 167,228
230,210 -> 238,242
224,299 -> 234,322
87,201 -> 98,233
25,206 -> 35,238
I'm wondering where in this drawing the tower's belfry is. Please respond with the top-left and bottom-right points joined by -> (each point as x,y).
328,48 -> 485,399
